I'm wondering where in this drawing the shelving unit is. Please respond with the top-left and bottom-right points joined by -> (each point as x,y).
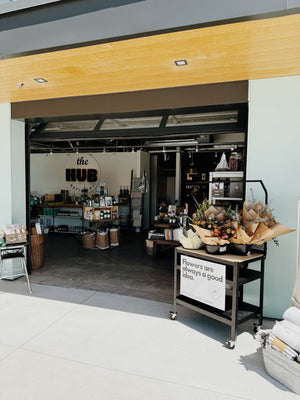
208,171 -> 244,204
170,247 -> 266,349
39,204 -> 89,233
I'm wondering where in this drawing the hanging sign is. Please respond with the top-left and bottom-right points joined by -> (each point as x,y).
65,154 -> 101,194
180,255 -> 226,310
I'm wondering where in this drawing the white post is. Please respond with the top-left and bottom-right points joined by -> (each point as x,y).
0,104 -> 12,226
11,119 -> 26,224
0,104 -> 26,227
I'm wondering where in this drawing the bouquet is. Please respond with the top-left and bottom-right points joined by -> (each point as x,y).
190,198 -> 235,245
230,199 -> 294,245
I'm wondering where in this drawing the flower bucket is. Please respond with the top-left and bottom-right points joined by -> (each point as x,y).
206,244 -> 227,255
229,243 -> 252,256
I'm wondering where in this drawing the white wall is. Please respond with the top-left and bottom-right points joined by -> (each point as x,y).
247,76 -> 300,318
0,104 -> 12,226
31,152 -> 138,199
11,119 -> 26,224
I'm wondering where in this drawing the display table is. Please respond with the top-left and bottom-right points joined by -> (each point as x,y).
152,222 -> 178,229
171,247 -> 266,349
148,239 -> 180,261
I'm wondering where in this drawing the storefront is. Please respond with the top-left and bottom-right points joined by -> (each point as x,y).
0,1 -> 300,318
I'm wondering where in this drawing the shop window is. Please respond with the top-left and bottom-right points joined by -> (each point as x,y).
166,110 -> 238,127
100,116 -> 162,130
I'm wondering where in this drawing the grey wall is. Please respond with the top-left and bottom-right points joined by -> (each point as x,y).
1,0 -> 300,57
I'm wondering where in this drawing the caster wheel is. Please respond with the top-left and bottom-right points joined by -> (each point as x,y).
225,340 -> 235,350
169,311 -> 177,320
253,324 -> 261,334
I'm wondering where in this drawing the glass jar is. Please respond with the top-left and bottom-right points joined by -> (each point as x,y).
229,152 -> 242,171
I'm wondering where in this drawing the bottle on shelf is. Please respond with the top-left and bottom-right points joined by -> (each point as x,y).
224,178 -> 230,197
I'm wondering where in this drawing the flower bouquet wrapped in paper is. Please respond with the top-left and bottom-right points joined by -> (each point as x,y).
190,198 -> 235,248
231,199 -> 295,246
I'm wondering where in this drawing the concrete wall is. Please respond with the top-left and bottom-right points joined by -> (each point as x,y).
31,152 -> 138,200
247,76 -> 300,318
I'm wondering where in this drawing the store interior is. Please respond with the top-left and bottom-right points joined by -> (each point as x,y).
28,103 -> 247,301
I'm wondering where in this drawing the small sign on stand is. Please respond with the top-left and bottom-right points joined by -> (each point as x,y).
180,255 -> 226,310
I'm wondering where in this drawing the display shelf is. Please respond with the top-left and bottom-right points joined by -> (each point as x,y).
211,197 -> 243,201
210,171 -> 244,178
176,295 -> 232,325
208,171 -> 244,204
55,215 -> 81,219
39,204 -> 88,233
52,230 -> 78,234
171,246 -> 266,349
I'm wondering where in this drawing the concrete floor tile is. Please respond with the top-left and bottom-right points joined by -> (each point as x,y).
0,291 -> 79,347
0,280 -> 95,304
0,344 -> 17,361
29,232 -> 175,303
23,296 -> 297,400
0,349 -> 251,400
82,290 -> 171,318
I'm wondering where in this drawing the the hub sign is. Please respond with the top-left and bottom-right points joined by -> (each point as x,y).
65,155 -> 100,193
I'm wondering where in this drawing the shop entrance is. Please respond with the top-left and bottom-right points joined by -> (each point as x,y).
27,103 -> 248,302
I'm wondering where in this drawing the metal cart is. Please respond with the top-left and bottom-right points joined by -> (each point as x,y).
170,247 -> 266,349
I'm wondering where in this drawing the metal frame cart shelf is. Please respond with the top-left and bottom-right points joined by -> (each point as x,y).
171,247 -> 266,349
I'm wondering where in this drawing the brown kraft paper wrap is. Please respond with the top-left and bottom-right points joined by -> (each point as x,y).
191,224 -> 230,246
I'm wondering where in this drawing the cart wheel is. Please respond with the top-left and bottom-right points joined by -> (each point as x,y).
169,311 -> 177,320
225,340 -> 235,350
253,324 -> 261,334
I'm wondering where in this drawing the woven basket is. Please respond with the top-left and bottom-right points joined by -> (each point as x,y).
31,234 -> 45,270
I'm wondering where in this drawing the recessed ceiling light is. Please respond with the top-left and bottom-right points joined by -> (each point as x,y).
34,78 -> 48,83
174,59 -> 188,66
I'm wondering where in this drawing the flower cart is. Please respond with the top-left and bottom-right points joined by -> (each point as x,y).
171,180 -> 294,349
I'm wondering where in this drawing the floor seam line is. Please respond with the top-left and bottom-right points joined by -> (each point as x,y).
18,346 -> 251,400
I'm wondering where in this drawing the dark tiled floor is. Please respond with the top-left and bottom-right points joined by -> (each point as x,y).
30,231 -> 175,303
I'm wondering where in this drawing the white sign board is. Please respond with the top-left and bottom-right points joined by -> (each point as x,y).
180,255 -> 226,310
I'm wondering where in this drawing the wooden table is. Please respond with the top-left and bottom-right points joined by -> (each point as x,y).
149,239 -> 180,260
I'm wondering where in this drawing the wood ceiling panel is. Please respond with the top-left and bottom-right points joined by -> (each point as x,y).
0,13 -> 300,104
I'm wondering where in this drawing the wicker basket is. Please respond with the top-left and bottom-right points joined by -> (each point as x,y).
82,232 -> 96,249
31,234 -> 45,270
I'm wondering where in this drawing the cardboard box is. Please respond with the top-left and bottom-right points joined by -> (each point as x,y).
3,225 -> 27,244
44,194 -> 55,202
